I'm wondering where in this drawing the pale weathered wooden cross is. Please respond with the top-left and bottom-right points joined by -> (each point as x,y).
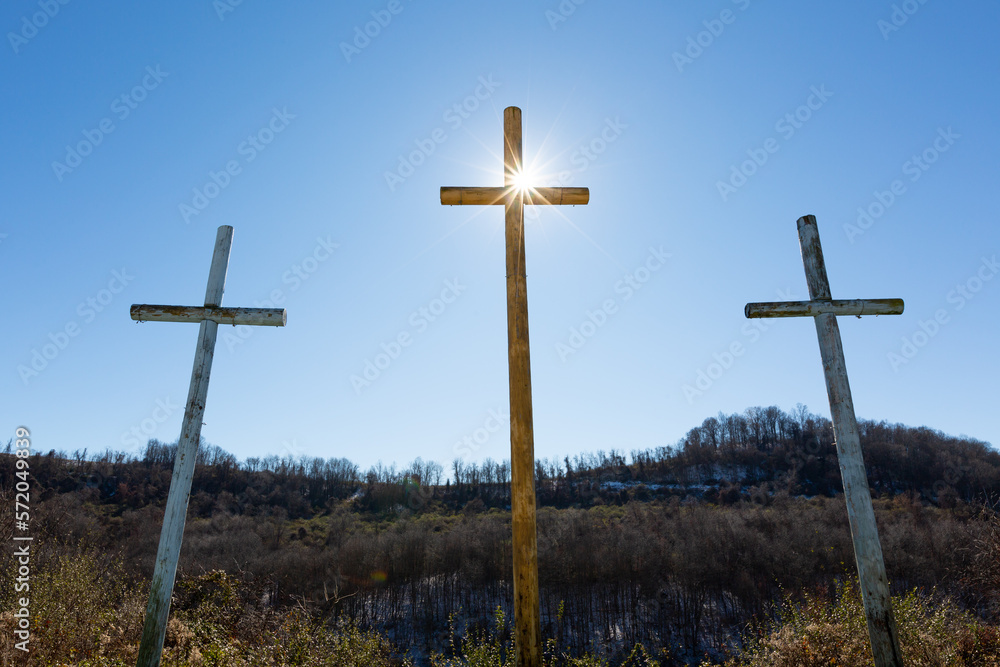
745,215 -> 904,667
133,225 -> 285,667
441,106 -> 588,667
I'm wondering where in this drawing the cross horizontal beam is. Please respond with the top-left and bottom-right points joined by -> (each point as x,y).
130,304 -> 286,326
440,186 -> 589,206
745,298 -> 903,319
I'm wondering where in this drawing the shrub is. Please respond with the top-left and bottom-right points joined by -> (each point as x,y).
714,578 -> 1000,667
0,548 -> 146,666
0,550 -> 407,667
430,606 -> 665,667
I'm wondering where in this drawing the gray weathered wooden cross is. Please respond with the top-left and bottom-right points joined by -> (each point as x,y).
441,106 -> 588,667
133,225 -> 285,667
745,215 -> 904,667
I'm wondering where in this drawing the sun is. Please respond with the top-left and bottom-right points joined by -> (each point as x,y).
510,167 -> 536,193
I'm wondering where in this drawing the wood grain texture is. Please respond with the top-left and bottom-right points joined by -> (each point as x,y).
739,216 -> 903,666
745,298 -> 903,319
795,216 -> 903,667
502,107 -> 542,667
131,304 -> 286,326
441,186 -> 589,206
136,225 -> 286,667
136,225 -> 234,667
743,216 -> 903,666
439,106 -> 591,667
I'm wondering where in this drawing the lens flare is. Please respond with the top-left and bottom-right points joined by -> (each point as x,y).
510,167 -> 535,193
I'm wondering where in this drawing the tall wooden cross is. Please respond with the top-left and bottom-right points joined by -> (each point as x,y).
441,106 -> 588,667
133,225 -> 286,667
745,215 -> 904,667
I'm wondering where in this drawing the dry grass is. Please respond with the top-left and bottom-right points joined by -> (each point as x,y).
429,606 -> 666,667
0,547 -> 406,667
2,539 -> 999,666
707,579 -> 1000,667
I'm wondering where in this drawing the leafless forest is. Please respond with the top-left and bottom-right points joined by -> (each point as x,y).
2,405 -> 999,664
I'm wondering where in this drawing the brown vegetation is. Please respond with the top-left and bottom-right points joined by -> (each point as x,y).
0,406 -> 998,664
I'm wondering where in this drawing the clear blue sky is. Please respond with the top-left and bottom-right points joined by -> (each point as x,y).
3,1 -> 997,470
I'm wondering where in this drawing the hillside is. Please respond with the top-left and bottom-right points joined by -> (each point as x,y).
2,405 -> 998,664
10,405 -> 998,518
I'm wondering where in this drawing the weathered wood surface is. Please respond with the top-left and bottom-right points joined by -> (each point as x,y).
441,186 -> 589,206
796,216 -> 903,667
745,298 -> 903,319
136,225 -> 285,667
136,225 -> 232,667
439,106 -> 590,667
502,107 -> 542,667
131,304 -> 286,326
743,215 -> 903,667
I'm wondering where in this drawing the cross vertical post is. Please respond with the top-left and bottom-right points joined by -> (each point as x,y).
504,107 -> 541,667
134,226 -> 286,667
745,215 -> 904,667
441,106 -> 589,667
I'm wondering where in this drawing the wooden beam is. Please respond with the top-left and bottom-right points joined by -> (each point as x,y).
502,106 -> 542,667
439,106 -> 590,667
135,225 -> 286,667
743,215 -> 904,666
136,226 -> 234,667
745,298 -> 903,319
526,188 -> 589,206
131,304 -> 287,326
441,186 -> 589,206
441,186 -> 507,205
796,215 -> 904,667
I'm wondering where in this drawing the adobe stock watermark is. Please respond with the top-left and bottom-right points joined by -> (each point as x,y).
526,116 -> 626,223
231,438 -> 309,514
932,460 -> 969,500
545,0 -> 588,31
223,235 -> 339,352
672,0 -> 752,73
384,75 -> 500,192
878,0 -> 932,40
7,0 -> 71,55
887,255 -> 997,372
51,66 -> 169,182
350,279 -> 467,394
843,127 -> 959,243
280,437 -> 307,460
178,107 -> 295,223
17,269 -> 135,385
340,0 -> 411,63
120,397 -> 180,453
716,85 -> 833,202
556,246 -> 670,362
454,408 -> 509,459
683,287 -> 796,403
555,117 -> 627,184
785,434 -> 825,477
213,0 -> 248,21
12,426 -> 32,653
